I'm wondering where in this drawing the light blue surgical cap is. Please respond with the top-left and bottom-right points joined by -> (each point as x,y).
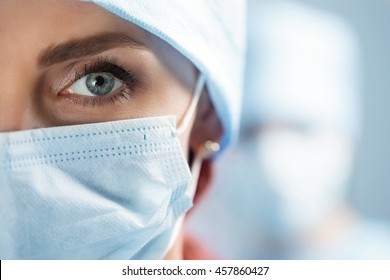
85,0 -> 246,150
243,0 -> 361,138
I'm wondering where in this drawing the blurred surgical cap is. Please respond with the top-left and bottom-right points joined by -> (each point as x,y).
243,0 -> 361,138
85,0 -> 247,150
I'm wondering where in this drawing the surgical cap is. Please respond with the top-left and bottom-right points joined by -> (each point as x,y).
243,0 -> 361,137
85,0 -> 246,150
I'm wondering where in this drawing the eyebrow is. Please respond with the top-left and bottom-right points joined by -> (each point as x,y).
38,32 -> 146,67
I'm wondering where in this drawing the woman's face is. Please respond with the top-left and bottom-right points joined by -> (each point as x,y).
0,0 -> 197,151
0,1 -> 224,260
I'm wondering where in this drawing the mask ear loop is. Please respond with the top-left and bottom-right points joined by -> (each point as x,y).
164,74 -> 218,256
176,73 -> 206,136
187,141 -> 220,198
175,73 -> 221,197
165,140 -> 219,258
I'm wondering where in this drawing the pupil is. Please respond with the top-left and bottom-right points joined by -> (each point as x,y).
95,76 -> 106,87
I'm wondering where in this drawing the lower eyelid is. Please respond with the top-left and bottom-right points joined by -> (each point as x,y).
57,85 -> 134,108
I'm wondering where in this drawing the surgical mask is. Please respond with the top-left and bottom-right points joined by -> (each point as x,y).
206,124 -> 353,243
0,74 -> 205,260
238,125 -> 353,237
256,126 -> 353,233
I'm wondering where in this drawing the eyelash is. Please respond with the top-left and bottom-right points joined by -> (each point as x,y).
61,57 -> 137,107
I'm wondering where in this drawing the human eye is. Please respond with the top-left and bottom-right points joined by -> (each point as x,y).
59,58 -> 137,106
68,71 -> 123,97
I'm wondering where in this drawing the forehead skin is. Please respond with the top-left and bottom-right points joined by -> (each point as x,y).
0,0 -> 195,81
0,1 -> 148,63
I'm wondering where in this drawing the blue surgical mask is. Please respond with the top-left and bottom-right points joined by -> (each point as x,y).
0,75 -> 205,260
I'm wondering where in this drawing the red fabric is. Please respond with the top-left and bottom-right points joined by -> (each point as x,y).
183,234 -> 219,260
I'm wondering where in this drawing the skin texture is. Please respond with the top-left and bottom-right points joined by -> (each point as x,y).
0,0 -> 222,259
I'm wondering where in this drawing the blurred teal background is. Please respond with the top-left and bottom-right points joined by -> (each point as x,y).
186,0 -> 390,259
299,0 -> 390,224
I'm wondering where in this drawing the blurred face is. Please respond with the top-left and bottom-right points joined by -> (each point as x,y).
226,121 -> 354,234
0,0 -> 197,151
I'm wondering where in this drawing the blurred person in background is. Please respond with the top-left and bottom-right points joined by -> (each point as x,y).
186,0 -> 390,259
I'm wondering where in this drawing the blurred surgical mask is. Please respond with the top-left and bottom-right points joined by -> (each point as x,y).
0,75 -> 205,260
216,123 -> 354,238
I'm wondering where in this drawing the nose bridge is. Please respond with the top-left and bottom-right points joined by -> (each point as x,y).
0,14 -> 42,133
0,66 -> 31,133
